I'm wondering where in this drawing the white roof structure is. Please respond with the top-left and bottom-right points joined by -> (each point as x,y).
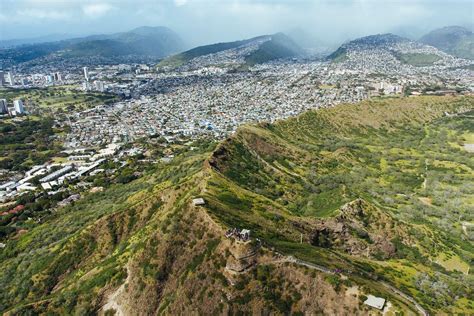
192,198 -> 205,206
17,184 -> 36,191
241,229 -> 251,236
364,295 -> 386,310
41,183 -> 52,190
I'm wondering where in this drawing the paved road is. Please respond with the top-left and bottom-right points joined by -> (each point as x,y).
279,256 -> 429,316
380,281 -> 429,316
283,256 -> 334,274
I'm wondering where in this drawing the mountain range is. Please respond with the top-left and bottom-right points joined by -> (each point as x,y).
1,25 -> 472,69
0,26 -> 185,67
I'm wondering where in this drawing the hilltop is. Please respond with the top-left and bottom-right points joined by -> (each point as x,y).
158,33 -> 302,70
0,96 -> 473,314
419,26 -> 474,60
328,33 -> 454,67
0,26 -> 185,67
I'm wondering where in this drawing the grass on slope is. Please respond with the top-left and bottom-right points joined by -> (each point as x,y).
327,47 -> 348,63
449,36 -> 474,59
204,96 -> 474,314
158,37 -> 261,68
0,141 -> 213,313
395,52 -> 441,66
244,33 -> 301,66
0,86 -> 118,112
1,96 -> 473,314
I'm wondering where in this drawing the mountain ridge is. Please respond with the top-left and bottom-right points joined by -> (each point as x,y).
419,25 -> 474,59
158,32 -> 302,69
327,32 -> 457,67
1,96 -> 473,314
0,26 -> 186,66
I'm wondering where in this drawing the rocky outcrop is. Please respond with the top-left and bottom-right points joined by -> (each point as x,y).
309,199 -> 397,259
225,240 -> 259,273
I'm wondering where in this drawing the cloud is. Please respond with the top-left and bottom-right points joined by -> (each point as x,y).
16,9 -> 71,20
82,3 -> 115,18
174,0 -> 188,7
0,0 -> 472,43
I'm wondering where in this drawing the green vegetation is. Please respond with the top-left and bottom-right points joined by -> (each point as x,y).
450,37 -> 474,60
419,26 -> 474,60
204,96 -> 474,314
244,33 -> 301,66
395,52 -> 441,66
0,140 -> 214,314
158,37 -> 261,68
159,33 -> 301,69
0,86 -> 116,174
0,26 -> 184,67
327,47 -> 348,63
0,117 -> 62,173
0,86 -> 118,113
0,96 -> 472,314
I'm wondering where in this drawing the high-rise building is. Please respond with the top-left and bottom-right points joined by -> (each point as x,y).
83,67 -> 89,81
94,80 -> 105,92
6,72 -> 14,85
0,71 -> 4,87
0,99 -> 7,114
52,72 -> 62,82
82,81 -> 91,91
13,99 -> 25,114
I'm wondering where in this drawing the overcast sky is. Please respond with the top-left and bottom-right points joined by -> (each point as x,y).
0,0 -> 472,46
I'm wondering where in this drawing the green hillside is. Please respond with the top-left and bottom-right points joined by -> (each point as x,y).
0,26 -> 185,66
159,33 -> 301,69
205,96 -> 474,313
327,47 -> 348,63
420,26 -> 474,60
158,37 -> 265,68
244,33 -> 302,66
1,96 -> 473,314
395,52 -> 441,66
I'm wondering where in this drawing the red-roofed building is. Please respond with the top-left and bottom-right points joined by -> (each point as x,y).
0,204 -> 25,216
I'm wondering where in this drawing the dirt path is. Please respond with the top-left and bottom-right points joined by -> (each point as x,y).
101,264 -> 131,315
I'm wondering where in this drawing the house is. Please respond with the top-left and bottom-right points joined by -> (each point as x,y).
364,295 -> 386,310
0,205 -> 25,216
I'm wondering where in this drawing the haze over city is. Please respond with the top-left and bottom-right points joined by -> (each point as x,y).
0,0 -> 473,46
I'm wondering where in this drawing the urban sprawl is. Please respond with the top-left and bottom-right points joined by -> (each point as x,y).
1,39 -> 473,204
